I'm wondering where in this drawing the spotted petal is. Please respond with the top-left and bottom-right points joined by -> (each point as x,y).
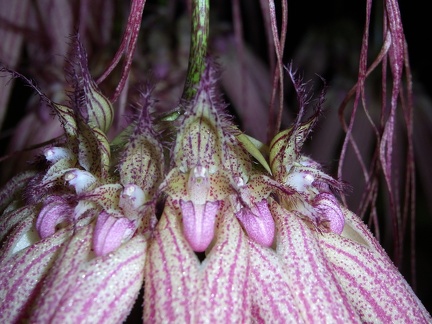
248,239 -> 303,323
144,199 -> 200,322
317,209 -> 432,323
271,199 -> 361,322
76,125 -> 111,178
29,224 -> 146,324
0,226 -> 72,323
196,207 -> 251,322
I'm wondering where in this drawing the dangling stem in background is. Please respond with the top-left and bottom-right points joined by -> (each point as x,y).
265,0 -> 287,142
337,0 -> 416,286
96,0 -> 147,103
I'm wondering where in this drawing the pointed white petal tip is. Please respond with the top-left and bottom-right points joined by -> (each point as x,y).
65,170 -> 97,194
44,147 -> 73,163
120,184 -> 146,211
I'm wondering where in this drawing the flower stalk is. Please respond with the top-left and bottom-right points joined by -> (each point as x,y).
162,0 -> 210,122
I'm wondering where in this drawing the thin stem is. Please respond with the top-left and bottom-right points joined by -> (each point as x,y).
96,0 -> 146,103
182,0 -> 210,102
161,0 -> 209,122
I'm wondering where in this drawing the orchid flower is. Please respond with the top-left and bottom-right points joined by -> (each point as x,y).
1,52 -> 431,322
0,0 -> 431,323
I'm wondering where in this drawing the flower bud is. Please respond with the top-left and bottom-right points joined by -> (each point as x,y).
73,37 -> 113,133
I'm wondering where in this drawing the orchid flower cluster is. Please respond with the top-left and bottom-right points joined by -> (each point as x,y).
0,35 -> 430,322
0,0 -> 431,321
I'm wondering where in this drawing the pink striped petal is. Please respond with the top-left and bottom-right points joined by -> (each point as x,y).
0,215 -> 38,262
30,224 -> 146,323
248,240 -> 304,323
0,227 -> 70,323
144,199 -> 200,322
317,209 -> 432,323
0,205 -> 37,243
271,200 -> 361,323
196,209 -> 251,322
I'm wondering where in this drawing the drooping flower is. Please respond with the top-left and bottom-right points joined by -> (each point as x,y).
1,48 -> 431,321
0,35 -> 161,322
0,1 -> 431,322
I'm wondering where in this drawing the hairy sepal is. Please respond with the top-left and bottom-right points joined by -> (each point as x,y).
269,117 -> 316,182
119,89 -> 164,198
173,65 -> 227,174
68,35 -> 114,134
